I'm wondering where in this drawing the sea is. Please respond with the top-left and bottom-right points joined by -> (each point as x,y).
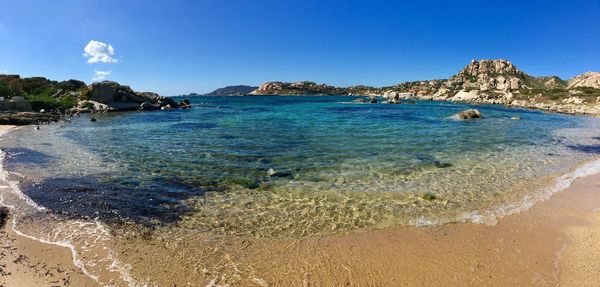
2,96 -> 600,285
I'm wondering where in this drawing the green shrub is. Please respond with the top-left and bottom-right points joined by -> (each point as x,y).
25,88 -> 77,111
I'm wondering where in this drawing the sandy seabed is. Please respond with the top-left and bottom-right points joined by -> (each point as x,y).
1,124 -> 600,286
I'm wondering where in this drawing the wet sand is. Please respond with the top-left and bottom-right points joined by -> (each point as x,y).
0,125 -> 98,286
114,167 -> 600,286
0,207 -> 99,287
1,123 -> 600,286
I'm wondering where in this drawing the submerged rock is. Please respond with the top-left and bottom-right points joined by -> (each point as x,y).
179,99 -> 191,109
422,193 -> 437,201
267,168 -> 293,178
353,98 -> 369,103
454,109 -> 482,119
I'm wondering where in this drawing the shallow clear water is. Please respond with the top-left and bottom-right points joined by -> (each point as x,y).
2,96 -> 600,239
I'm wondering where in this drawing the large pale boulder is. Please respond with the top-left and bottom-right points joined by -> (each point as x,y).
563,96 -> 584,104
452,90 -> 480,101
568,72 -> 600,89
454,109 -> 482,119
87,81 -> 179,111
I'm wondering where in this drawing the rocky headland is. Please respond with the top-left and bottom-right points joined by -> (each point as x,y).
249,81 -> 379,96
0,75 -> 191,125
203,85 -> 258,96
250,59 -> 600,115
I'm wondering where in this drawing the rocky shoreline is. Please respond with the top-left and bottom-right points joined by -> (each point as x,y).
382,90 -> 600,116
0,78 -> 193,125
0,112 -> 62,125
250,59 -> 600,116
3,59 -> 600,120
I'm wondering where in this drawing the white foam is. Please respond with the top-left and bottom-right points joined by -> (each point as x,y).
459,158 -> 600,226
0,127 -> 142,287
404,157 -> 600,228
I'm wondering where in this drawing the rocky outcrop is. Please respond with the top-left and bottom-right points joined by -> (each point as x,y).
378,60 -> 600,115
203,85 -> 258,96
383,91 -> 414,103
445,59 -> 527,92
175,61 -> 600,115
562,96 -> 584,104
250,81 -> 340,95
139,102 -> 160,111
250,81 -> 380,96
451,90 -> 480,101
454,109 -> 482,119
82,81 -> 180,112
0,112 -> 61,125
537,76 -> 567,89
568,72 -> 600,89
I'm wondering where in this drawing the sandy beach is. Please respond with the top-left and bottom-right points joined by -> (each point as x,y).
2,0 -> 599,285
0,210 -> 98,287
1,122 -> 600,286
0,125 -> 97,286
112,162 -> 600,286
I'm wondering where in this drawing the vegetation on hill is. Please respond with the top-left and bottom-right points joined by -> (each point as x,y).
0,75 -> 86,111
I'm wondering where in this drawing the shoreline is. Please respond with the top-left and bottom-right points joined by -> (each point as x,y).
1,121 -> 600,285
0,125 -> 102,286
0,125 -> 110,286
242,94 -> 600,116
112,161 -> 600,286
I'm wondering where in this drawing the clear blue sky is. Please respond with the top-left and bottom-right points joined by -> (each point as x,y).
1,0 -> 599,95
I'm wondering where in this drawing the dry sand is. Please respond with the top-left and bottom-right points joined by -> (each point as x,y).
1,123 -> 600,286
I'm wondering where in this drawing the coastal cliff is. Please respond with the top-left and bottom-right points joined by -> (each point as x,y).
250,60 -> 600,115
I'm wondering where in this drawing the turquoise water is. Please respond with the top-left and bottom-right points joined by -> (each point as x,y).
3,96 -> 600,239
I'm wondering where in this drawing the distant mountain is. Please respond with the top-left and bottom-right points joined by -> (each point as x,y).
204,85 -> 258,96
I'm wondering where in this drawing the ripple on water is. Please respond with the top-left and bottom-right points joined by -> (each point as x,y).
1,96 -> 600,239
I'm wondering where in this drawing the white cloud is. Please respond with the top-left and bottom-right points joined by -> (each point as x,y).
93,70 -> 112,81
83,40 -> 117,64
0,69 -> 7,74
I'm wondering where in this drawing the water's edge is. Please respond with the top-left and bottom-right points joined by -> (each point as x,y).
0,126 -> 140,287
2,117 -> 600,286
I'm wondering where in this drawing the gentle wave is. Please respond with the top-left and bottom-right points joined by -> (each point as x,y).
464,158 -> 600,225
0,127 -> 142,287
